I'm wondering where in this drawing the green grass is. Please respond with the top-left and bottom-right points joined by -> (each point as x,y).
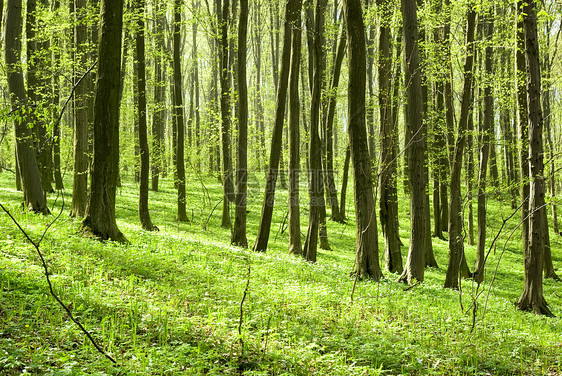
0,170 -> 561,375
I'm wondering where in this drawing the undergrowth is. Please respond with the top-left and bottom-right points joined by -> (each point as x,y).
0,171 -> 561,375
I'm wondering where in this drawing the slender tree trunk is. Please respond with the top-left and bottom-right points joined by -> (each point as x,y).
173,0 -> 188,222
134,0 -> 155,231
81,0 -> 125,241
474,18 -> 494,284
303,0 -> 328,262
516,1 -> 530,260
193,2 -> 201,152
219,0 -> 234,228
4,0 -> 49,214
151,1 -> 165,192
378,0 -> 402,273
398,0 -> 429,284
323,26 -> 345,223
252,0 -> 297,253
288,0 -> 303,255
444,8 -> 476,290
339,145 -> 350,220
344,0 -> 382,281
52,0 -> 64,190
515,0 -> 552,316
231,0 -> 249,247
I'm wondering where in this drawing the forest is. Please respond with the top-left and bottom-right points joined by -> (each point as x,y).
1,0 -> 562,374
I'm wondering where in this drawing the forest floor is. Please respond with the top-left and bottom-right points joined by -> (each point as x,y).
0,170 -> 561,375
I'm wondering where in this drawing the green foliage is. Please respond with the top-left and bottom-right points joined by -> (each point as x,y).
0,172 -> 561,375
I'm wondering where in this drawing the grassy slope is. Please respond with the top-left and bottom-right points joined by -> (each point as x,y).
0,171 -> 561,375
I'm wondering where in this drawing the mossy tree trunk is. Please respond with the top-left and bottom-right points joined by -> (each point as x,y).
344,0 -> 382,281
81,0 -> 125,242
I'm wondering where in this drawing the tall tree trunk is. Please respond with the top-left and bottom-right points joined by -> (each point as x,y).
219,0 -> 234,228
193,2 -> 201,152
52,0 -> 64,191
71,0 -> 90,217
323,26 -> 345,223
344,0 -> 382,281
516,1 -> 530,261
4,0 -> 49,214
151,1 -> 165,192
231,0 -> 249,247
444,7 -> 476,290
339,145 -> 350,220
253,1 -> 266,171
474,18 -> 494,284
515,0 -> 552,316
252,0 -> 297,253
398,0 -> 429,284
134,0 -> 155,231
288,0 -> 303,256
378,0 -> 402,273
173,0 -> 188,222
81,0 -> 125,241
303,0 -> 328,262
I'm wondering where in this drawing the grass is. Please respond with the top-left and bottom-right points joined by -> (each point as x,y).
0,169 -> 561,375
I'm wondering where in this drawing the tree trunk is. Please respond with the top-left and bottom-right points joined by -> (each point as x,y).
81,0 -> 125,241
5,0 -> 49,214
219,0 -> 234,228
231,0 -> 249,247
474,18 -> 494,284
151,1 -> 165,192
52,0 -> 64,191
70,0 -> 90,217
303,0 -> 328,263
323,26 -> 345,223
515,0 -> 552,316
252,0 -> 297,253
444,7 -> 476,290
344,0 -> 382,281
378,0 -> 402,273
339,145 -> 351,220
288,0 -> 303,255
173,0 -> 188,222
134,0 -> 155,231
398,0 -> 429,284
516,1 -> 530,261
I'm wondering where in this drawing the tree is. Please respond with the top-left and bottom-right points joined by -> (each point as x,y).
151,0 -> 166,192
4,0 -> 49,215
253,0 -> 298,253
173,0 -> 188,222
398,0 -> 428,284
474,16 -> 494,284
444,6 -> 476,290
303,0 -> 328,263
218,0 -> 234,228
231,0 -> 249,247
134,0 -> 156,231
81,0 -> 125,242
71,0 -> 90,218
515,0 -> 552,316
288,0 -> 303,256
343,0 -> 382,280
378,0 -> 402,273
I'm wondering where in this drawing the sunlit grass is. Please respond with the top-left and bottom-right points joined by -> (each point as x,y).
0,170 -> 561,375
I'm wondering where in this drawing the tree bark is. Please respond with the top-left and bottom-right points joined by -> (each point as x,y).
173,0 -> 188,222
515,0 -> 553,316
378,0 -> 402,273
344,0 -> 382,280
474,18 -> 494,284
231,0 -> 249,247
151,1 -> 165,192
134,0 -> 155,231
252,0 -> 297,253
4,0 -> 49,214
444,8 -> 476,289
398,0 -> 429,284
219,0 -> 234,228
339,145 -> 351,220
81,0 -> 125,241
288,0 -> 303,256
